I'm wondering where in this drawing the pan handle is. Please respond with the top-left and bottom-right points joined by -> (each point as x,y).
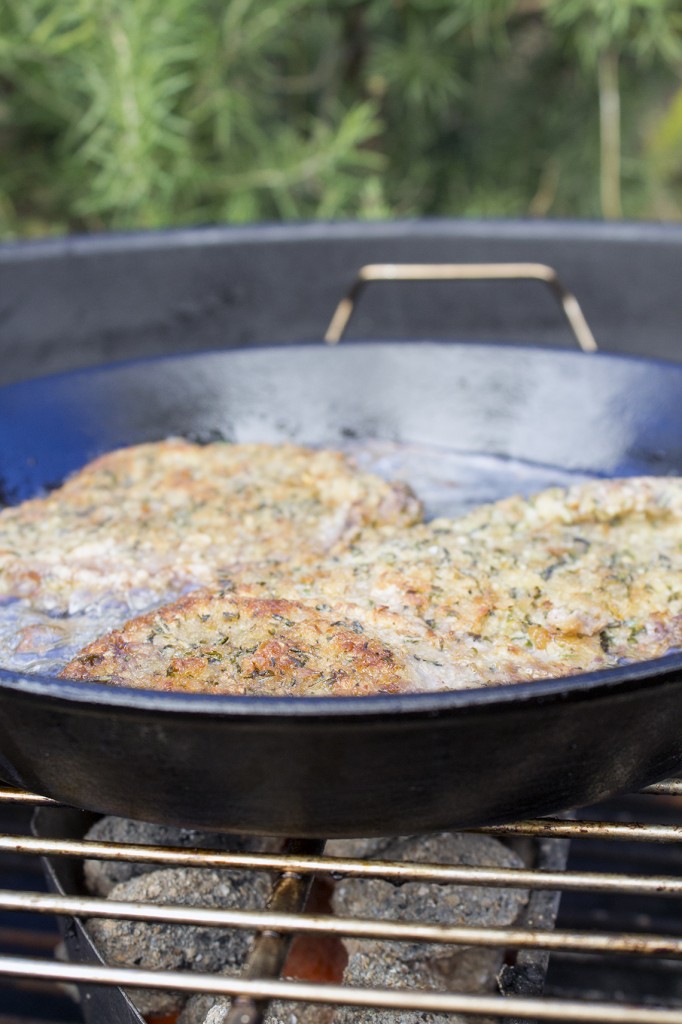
324,263 -> 598,352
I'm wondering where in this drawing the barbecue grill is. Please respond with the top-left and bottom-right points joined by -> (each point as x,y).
1,219 -> 682,1021
3,783 -> 682,1022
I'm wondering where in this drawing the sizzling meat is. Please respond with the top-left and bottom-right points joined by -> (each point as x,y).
60,591 -> 448,695
62,476 -> 682,692
0,439 -> 421,616
0,439 -> 421,672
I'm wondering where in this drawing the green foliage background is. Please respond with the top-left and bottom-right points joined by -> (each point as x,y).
1,0 -> 682,239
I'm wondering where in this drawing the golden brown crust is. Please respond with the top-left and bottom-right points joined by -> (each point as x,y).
62,476 -> 682,694
61,591 -> 450,696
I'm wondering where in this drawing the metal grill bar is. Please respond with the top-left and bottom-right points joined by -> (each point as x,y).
0,789 -> 57,806
479,820 -> 682,843
2,888 -> 682,960
1,955 -> 680,1023
3,832 -> 681,897
641,780 -> 682,796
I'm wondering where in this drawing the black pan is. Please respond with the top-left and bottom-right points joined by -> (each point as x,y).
0,342 -> 681,837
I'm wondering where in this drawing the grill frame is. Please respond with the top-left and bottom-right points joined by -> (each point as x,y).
2,219 -> 682,386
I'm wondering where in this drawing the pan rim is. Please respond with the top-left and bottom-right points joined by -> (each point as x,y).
1,649 -> 681,717
1,340 -> 681,718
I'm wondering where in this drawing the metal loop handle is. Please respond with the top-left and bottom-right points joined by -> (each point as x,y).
324,263 -> 598,352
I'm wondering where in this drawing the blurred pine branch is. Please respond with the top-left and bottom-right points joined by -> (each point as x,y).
0,0 -> 681,239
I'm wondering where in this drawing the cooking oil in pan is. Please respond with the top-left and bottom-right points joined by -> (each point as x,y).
348,439 -> 593,519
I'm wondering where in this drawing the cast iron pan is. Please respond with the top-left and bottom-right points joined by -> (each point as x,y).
0,342 -> 681,837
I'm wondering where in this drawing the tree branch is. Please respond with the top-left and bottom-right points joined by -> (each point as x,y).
598,47 -> 622,219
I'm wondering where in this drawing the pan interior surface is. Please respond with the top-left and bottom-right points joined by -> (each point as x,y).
0,341 -> 680,501
0,340 -> 680,693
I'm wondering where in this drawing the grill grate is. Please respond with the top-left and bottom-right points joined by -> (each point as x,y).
1,784 -> 682,1023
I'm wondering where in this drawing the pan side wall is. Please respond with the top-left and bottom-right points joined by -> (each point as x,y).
2,672 -> 682,835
